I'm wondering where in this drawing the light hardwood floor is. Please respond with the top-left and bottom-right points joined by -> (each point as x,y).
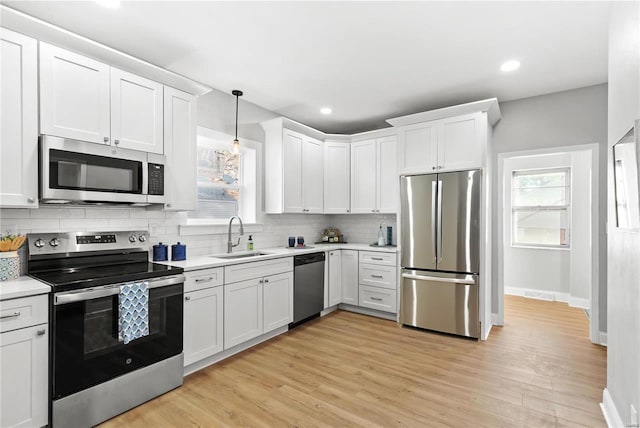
101,296 -> 606,427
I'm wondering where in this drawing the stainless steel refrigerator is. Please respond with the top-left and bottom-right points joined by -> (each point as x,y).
400,170 -> 481,338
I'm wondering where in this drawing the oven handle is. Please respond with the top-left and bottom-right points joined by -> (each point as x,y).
54,274 -> 185,305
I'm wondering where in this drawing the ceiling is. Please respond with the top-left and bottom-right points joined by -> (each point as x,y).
3,1 -> 611,134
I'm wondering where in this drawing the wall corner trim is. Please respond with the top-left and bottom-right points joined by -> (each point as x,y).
601,388 -> 624,428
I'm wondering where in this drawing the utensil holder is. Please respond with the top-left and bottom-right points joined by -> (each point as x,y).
0,251 -> 20,281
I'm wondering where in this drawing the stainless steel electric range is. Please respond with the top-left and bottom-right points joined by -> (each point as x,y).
27,231 -> 185,427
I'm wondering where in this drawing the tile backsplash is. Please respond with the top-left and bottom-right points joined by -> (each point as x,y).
0,207 -> 397,258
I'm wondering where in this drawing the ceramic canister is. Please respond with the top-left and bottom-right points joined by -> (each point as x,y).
171,242 -> 186,261
152,243 -> 168,261
0,251 -> 20,281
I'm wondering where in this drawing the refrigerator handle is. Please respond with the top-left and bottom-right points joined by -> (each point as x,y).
402,272 -> 476,285
431,180 -> 437,263
437,179 -> 443,263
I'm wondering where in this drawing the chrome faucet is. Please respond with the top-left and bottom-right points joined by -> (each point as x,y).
227,216 -> 244,253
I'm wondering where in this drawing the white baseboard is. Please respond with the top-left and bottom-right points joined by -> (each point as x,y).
568,296 -> 591,309
601,388 -> 624,428
599,332 -> 608,347
491,312 -> 503,326
505,287 -> 590,309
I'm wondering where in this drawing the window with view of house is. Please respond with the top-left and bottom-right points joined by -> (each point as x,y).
511,168 -> 571,248
188,128 -> 257,223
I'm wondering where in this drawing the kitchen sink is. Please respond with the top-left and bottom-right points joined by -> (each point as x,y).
210,251 -> 271,260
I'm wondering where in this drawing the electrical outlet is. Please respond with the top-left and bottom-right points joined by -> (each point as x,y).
631,404 -> 638,427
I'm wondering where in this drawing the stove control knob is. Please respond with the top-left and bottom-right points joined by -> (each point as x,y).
34,238 -> 45,248
138,235 -> 146,243
129,235 -> 137,243
49,238 -> 60,247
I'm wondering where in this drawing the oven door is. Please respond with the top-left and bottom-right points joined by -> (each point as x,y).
52,275 -> 184,400
41,135 -> 149,204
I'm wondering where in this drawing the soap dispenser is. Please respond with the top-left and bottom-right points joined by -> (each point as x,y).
247,235 -> 254,251
377,225 -> 385,246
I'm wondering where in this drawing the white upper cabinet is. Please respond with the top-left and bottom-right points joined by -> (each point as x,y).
397,112 -> 485,173
302,136 -> 324,213
262,118 -> 324,214
0,28 -> 39,208
351,136 -> 398,214
400,122 -> 438,172
110,68 -> 163,154
438,113 -> 482,171
377,136 -> 398,213
323,141 -> 351,214
163,86 -> 197,210
40,43 -> 165,154
351,139 -> 377,213
40,42 -> 110,145
282,130 -> 304,213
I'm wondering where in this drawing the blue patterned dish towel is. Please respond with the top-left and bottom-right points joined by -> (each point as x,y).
118,281 -> 149,344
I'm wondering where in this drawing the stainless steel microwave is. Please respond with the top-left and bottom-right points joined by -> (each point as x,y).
40,135 -> 165,205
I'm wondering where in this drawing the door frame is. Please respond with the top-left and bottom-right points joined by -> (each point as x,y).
496,143 -> 602,345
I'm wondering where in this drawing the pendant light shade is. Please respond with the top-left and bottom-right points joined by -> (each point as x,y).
232,89 -> 243,155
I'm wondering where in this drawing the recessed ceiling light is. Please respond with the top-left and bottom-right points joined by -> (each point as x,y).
320,107 -> 332,115
96,0 -> 120,8
500,60 -> 520,72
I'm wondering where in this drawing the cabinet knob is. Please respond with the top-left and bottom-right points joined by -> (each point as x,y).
185,296 -> 191,301
27,197 -> 35,203
104,137 -> 109,143
36,329 -> 46,336
114,139 -> 120,145
166,203 -> 172,208
264,278 -> 269,283
438,166 -> 443,170
346,209 -> 350,213
432,166 -> 436,170
259,279 -> 264,284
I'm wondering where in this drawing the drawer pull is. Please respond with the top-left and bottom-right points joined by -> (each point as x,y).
0,311 -> 20,320
370,297 -> 383,301
37,329 -> 46,336
195,277 -> 214,283
371,274 -> 384,279
371,257 -> 384,261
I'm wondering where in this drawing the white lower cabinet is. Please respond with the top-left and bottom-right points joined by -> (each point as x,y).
341,250 -> 359,305
263,272 -> 294,332
224,258 -> 293,350
183,286 -> 224,366
327,250 -> 342,307
0,295 -> 48,428
358,252 -> 397,313
224,278 -> 263,349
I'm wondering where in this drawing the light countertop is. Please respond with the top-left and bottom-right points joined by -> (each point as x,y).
159,243 -> 398,272
0,276 -> 51,300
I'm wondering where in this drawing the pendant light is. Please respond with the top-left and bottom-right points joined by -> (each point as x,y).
232,89 -> 243,155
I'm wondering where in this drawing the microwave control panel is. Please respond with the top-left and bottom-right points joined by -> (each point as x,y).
148,163 -> 165,195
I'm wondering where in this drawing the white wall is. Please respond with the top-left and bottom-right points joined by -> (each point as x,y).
502,151 -> 592,308
604,2 -> 640,426
492,84 -> 608,331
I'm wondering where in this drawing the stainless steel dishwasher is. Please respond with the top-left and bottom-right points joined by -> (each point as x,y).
291,252 -> 326,326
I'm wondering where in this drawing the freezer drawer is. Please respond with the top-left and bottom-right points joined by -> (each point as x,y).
400,270 -> 479,338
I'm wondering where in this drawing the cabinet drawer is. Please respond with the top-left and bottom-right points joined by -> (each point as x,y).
184,267 -> 223,292
359,251 -> 396,266
359,263 -> 397,290
358,285 -> 397,313
225,257 -> 293,284
0,294 -> 48,333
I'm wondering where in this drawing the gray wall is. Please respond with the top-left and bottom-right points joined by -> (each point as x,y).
491,83 -> 608,332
